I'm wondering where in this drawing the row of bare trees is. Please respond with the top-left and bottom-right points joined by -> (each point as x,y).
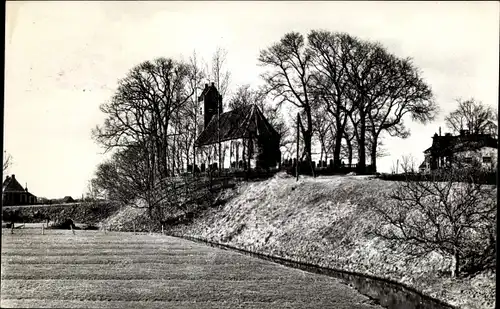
259,30 -> 438,173
445,98 -> 498,137
90,48 -> 235,219
90,29 -> 497,222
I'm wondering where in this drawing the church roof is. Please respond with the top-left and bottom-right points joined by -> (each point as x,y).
194,104 -> 279,146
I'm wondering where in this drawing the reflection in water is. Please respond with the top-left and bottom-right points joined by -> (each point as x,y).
334,272 -> 453,309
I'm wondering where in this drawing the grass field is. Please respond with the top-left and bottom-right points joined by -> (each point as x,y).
1,228 -> 381,309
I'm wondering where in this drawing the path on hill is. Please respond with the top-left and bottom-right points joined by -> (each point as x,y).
1,230 -> 381,309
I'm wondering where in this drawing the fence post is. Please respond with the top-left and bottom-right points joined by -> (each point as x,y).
133,222 -> 136,235
162,225 -> 164,235
42,224 -> 44,235
71,224 -> 75,235
11,222 -> 14,234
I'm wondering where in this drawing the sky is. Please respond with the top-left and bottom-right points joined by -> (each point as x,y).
4,1 -> 499,198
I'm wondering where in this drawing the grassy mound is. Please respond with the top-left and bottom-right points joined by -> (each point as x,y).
163,173 -> 495,309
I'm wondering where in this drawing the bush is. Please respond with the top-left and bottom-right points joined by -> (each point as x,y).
372,167 -> 496,277
2,209 -> 21,223
49,218 -> 77,230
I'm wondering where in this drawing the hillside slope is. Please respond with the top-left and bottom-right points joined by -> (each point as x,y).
164,173 -> 495,309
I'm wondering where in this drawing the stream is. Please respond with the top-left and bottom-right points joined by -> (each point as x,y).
176,234 -> 455,309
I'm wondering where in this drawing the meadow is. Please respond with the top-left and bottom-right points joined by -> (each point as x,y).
1,228 -> 380,309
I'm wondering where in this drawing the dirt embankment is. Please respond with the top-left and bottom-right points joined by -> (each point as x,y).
167,174 -> 495,309
103,173 -> 495,309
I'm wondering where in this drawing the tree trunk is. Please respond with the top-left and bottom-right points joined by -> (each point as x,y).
302,108 -> 315,177
242,140 -> 246,168
247,135 -> 253,170
319,139 -> 324,165
345,135 -> 353,166
236,141 -> 240,169
357,116 -> 367,174
172,130 -> 177,176
370,137 -> 378,173
333,123 -> 343,171
185,138 -> 190,170
162,119 -> 170,178
453,246 -> 460,277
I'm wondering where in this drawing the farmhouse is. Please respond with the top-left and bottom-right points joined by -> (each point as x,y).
62,196 -> 75,203
419,129 -> 498,173
195,83 -> 281,171
2,174 -> 37,206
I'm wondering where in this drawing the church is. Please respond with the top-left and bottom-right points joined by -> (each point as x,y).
194,83 -> 281,171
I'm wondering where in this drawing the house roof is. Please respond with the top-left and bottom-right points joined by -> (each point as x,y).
424,133 -> 498,156
2,175 -> 26,193
194,104 -> 279,146
418,161 -> 426,169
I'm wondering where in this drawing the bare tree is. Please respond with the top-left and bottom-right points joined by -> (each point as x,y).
399,154 -> 418,173
311,103 -> 335,165
366,56 -> 436,172
341,121 -> 357,166
259,32 -> 315,172
92,146 -> 145,206
372,159 -> 496,277
337,35 -> 437,173
3,151 -> 12,173
308,30 -> 353,170
92,57 -> 194,178
206,47 -> 231,171
445,98 -> 497,137
209,47 -> 231,102
85,179 -> 105,202
92,57 -> 198,223
227,84 -> 260,111
183,50 -> 206,172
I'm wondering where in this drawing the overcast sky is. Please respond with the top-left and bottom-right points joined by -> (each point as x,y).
4,1 -> 499,198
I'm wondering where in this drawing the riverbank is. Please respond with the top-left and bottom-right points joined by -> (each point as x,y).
103,173 -> 495,309
166,173 -> 495,309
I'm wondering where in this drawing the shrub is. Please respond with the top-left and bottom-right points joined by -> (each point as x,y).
372,167 -> 496,277
49,218 -> 77,230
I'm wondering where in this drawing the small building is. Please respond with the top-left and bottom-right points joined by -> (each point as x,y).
2,174 -> 37,206
195,83 -> 281,170
419,129 -> 498,173
62,196 -> 75,203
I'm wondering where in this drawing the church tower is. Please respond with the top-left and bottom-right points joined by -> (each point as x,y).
198,82 -> 223,128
